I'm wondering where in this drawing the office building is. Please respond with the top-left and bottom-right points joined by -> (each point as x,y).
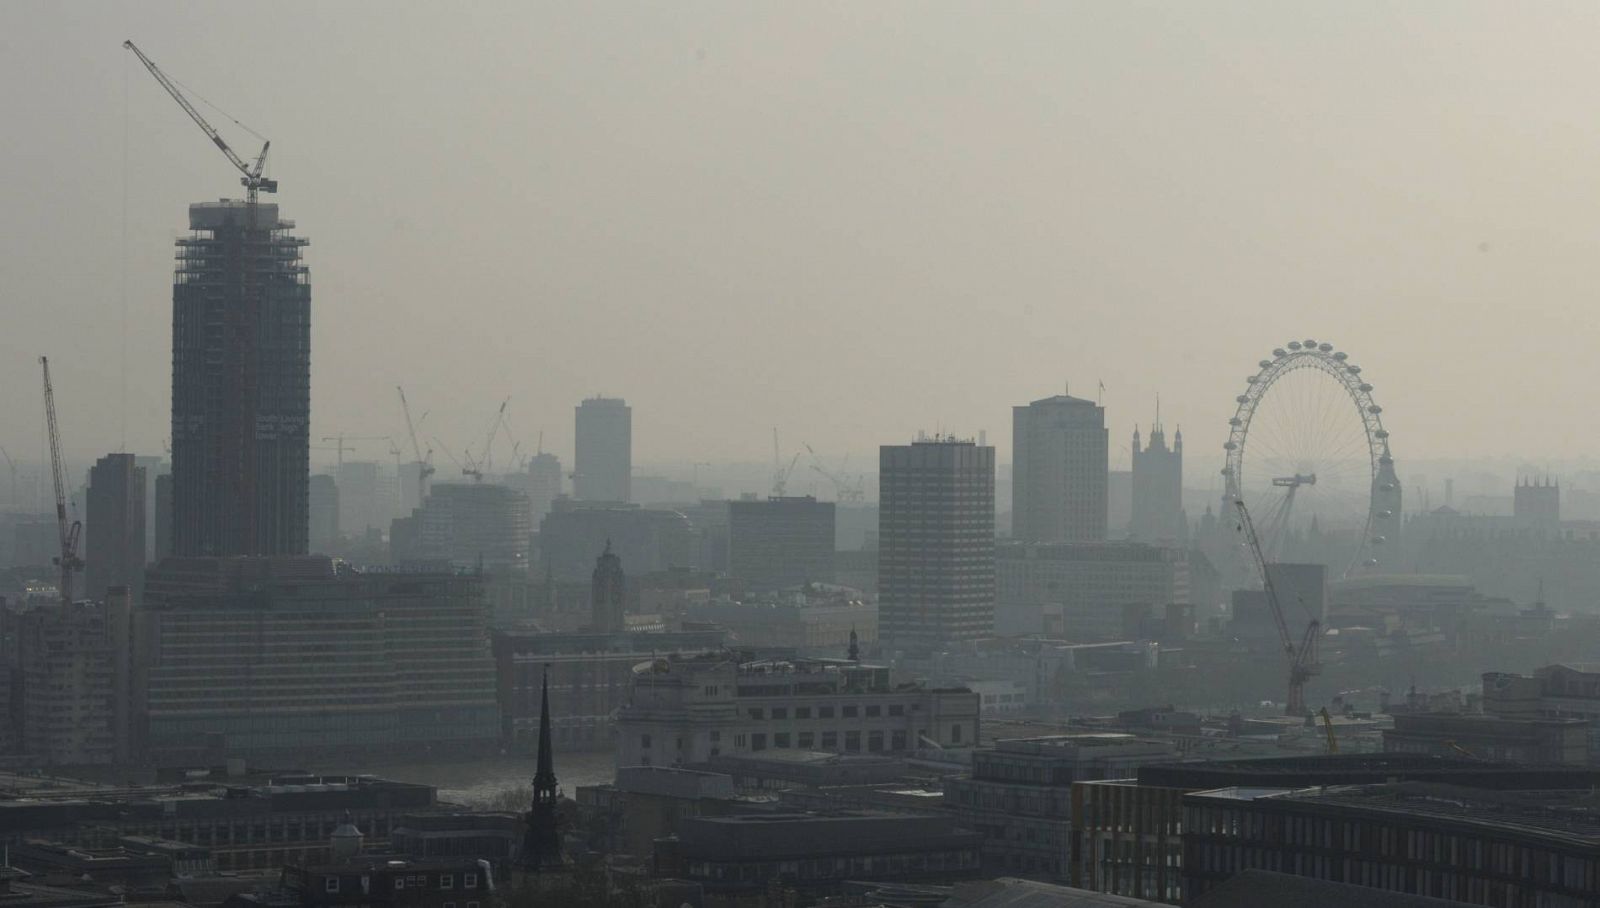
727,495 -> 836,591
1013,395 -> 1108,543
309,474 -> 339,552
153,474 -> 173,562
615,652 -> 980,766
170,201 -> 310,557
1129,422 -> 1183,542
134,455 -> 164,564
522,451 -> 563,527
878,436 -> 995,649
134,556 -> 498,765
996,542 -> 1192,639
335,461 -> 381,538
684,588 -> 876,652
574,397 -> 631,502
1183,782 -> 1600,905
86,454 -> 147,603
393,483 -> 531,574
945,734 -> 1175,883
13,592 -> 132,765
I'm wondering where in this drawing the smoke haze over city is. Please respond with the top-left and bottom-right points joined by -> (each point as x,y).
6,2 -> 1600,469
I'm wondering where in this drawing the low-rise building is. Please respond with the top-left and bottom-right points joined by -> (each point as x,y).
615,652 -> 979,767
657,812 -> 983,897
1183,782 -> 1600,905
1382,712 -> 1590,764
945,734 -> 1176,884
996,542 -> 1191,640
0,775 -> 439,873
135,557 -> 498,765
575,766 -> 750,859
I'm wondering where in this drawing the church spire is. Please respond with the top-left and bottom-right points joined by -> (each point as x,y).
520,666 -> 566,873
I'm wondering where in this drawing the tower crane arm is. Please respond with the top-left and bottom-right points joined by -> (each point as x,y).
40,357 -> 82,603
1233,499 -> 1295,661
123,41 -> 275,195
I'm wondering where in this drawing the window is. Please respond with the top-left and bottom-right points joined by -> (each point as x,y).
868,730 -> 884,752
641,734 -> 651,749
819,706 -> 835,718
892,731 -> 907,751
468,903 -> 480,908
843,706 -> 858,718
846,730 -> 861,752
951,724 -> 963,744
866,705 -> 881,717
772,707 -> 788,719
710,730 -> 721,742
775,733 -> 790,748
324,878 -> 340,894
734,734 -> 747,748
464,874 -> 477,889
676,737 -> 685,751
796,707 -> 811,719
441,874 -> 454,890
752,733 -> 768,751
822,731 -> 838,748
748,708 -> 764,720
799,731 -> 815,748
889,705 -> 904,717
394,879 -> 405,891
703,685 -> 719,696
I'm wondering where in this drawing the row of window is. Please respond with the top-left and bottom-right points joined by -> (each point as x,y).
747,703 -> 906,720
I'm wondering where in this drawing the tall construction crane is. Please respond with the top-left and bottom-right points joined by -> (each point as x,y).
396,387 -> 435,501
40,358 -> 82,604
320,435 -> 391,471
123,41 -> 277,204
1233,498 -> 1320,716
804,444 -> 865,503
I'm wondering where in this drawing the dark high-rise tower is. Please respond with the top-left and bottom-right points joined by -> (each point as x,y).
519,667 -> 567,874
574,397 -> 631,502
86,454 -> 147,603
170,201 -> 310,556
591,541 -> 625,633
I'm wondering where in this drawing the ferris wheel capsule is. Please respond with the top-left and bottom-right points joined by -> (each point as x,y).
1273,348 -> 1287,357
1347,365 -> 1362,374
1288,341 -> 1303,350
1332,352 -> 1348,361
1303,338 -> 1318,348
1236,395 -> 1249,403
1318,343 -> 1333,353
1374,429 -> 1389,439
1359,383 -> 1373,392
1229,417 -> 1242,426
1224,441 -> 1238,450
1368,405 -> 1382,414
1259,360 -> 1273,369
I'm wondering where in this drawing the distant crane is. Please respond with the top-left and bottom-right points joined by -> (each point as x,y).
461,398 -> 509,480
1233,498 -> 1320,716
40,357 -> 82,604
804,444 -> 865,503
320,435 -> 391,471
771,429 -> 800,497
123,41 -> 277,205
396,387 -> 435,501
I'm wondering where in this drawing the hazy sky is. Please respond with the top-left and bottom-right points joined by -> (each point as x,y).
5,2 -> 1600,476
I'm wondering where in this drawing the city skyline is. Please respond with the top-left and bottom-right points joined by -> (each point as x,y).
6,4 -> 1600,469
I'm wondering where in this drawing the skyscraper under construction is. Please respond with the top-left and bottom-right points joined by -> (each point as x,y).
170,201 -> 311,556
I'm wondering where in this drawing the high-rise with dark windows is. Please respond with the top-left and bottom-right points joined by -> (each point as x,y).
574,397 -> 631,503
878,435 -> 995,649
170,201 -> 310,556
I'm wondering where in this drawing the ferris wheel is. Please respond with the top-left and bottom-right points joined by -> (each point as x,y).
1221,339 -> 1401,577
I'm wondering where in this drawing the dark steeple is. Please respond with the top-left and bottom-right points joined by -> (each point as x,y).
848,627 -> 860,662
520,666 -> 566,873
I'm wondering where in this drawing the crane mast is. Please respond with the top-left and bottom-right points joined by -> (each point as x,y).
1232,498 -> 1320,716
396,387 -> 435,502
40,357 -> 82,604
123,41 -> 277,204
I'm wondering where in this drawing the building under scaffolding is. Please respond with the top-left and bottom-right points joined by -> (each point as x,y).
170,201 -> 310,556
